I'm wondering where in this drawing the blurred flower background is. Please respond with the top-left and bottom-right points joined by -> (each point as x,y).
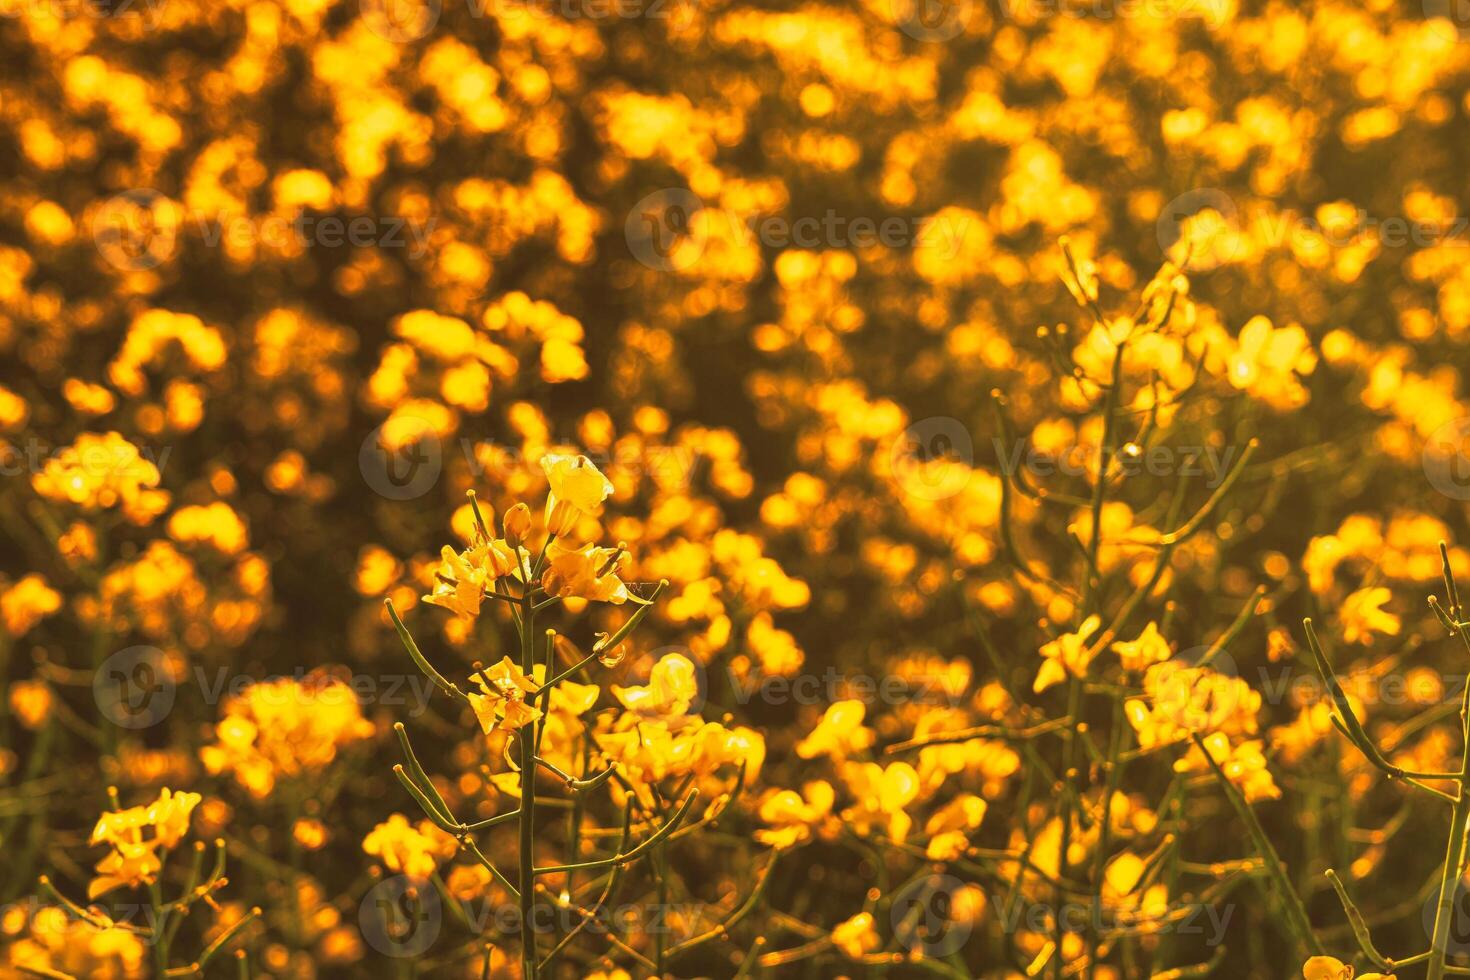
5,0 -> 1470,976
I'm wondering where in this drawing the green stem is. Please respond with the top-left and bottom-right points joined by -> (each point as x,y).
1086,697 -> 1128,978
1053,676 -> 1082,980
1083,341 -> 1126,616
1191,733 -> 1321,959
1426,641 -> 1470,980
150,879 -> 170,973
519,594 -> 538,980
655,841 -> 668,974
535,790 -> 697,875
1323,869 -> 1391,971
0,630 -> 12,746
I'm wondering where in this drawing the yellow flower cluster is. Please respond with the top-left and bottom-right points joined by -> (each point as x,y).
9,0 -> 1470,973
0,574 -> 62,637
598,651 -> 766,802
200,675 -> 374,797
88,787 -> 201,898
31,431 -> 169,522
362,813 -> 457,880
4,906 -> 147,979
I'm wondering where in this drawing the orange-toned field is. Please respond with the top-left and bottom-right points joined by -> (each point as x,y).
4,1 -> 1470,977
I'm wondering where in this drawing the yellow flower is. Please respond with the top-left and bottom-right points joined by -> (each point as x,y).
542,540 -> 633,604
1111,621 -> 1171,673
1177,733 -> 1280,803
423,544 -> 486,618
362,814 -> 458,880
200,675 -> 375,797
530,662 -> 601,768
1034,615 -> 1102,693
87,787 -> 200,899
755,781 -> 835,848
747,611 -> 804,676
7,906 -> 147,977
422,537 -> 518,619
9,679 -> 53,730
90,839 -> 163,899
840,761 -> 920,844
596,718 -> 762,795
446,864 -> 493,901
1,574 -> 62,637
502,501 -> 533,546
0,384 -> 28,432
293,818 -> 329,850
1272,700 -> 1351,766
923,793 -> 988,861
90,802 -> 151,849
167,502 -> 249,554
1303,957 -> 1380,980
58,522 -> 98,565
1223,315 -> 1317,410
467,656 -> 542,733
1126,663 -> 1261,748
612,652 -> 699,718
542,452 -> 613,536
1340,586 -> 1401,645
1101,852 -> 1169,923
146,787 -> 202,848
831,911 -> 880,959
31,431 -> 170,523
794,699 -> 875,760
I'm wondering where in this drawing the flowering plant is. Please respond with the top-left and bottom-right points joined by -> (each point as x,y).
385,454 -> 768,977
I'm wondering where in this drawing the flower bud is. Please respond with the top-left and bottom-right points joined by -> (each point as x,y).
503,503 -> 532,548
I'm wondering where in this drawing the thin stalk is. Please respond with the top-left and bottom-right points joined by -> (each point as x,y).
655,843 -> 669,974
535,790 -> 697,875
150,879 -> 170,973
1053,675 -> 1082,980
1427,789 -> 1470,980
1426,606 -> 1470,980
1323,869 -> 1392,971
1085,696 -> 1129,978
519,593 -> 538,980
1191,733 -> 1321,958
